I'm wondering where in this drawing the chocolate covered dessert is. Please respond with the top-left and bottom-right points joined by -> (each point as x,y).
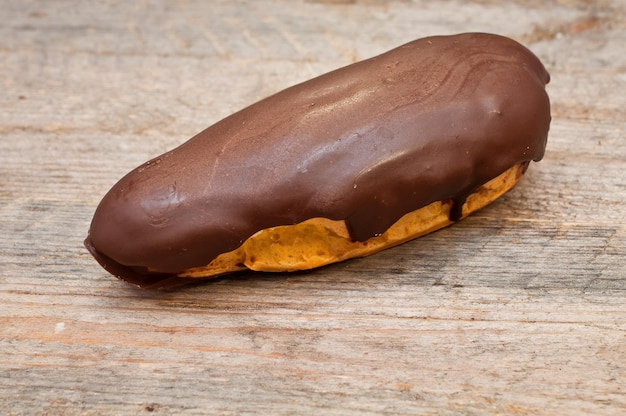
85,33 -> 551,289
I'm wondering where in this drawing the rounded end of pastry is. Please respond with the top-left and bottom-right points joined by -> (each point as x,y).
84,237 -> 200,289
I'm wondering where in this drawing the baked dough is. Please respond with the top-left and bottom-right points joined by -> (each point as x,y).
179,163 -> 526,278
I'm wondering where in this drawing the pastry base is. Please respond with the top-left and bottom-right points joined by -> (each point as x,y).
176,163 -> 527,279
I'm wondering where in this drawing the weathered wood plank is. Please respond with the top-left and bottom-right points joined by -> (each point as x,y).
1,0 -> 625,415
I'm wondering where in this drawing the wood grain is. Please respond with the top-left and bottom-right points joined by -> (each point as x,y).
1,0 -> 625,414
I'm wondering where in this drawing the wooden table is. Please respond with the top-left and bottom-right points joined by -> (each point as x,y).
2,1 -> 625,414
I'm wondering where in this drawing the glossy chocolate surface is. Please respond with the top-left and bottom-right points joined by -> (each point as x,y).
85,33 -> 551,288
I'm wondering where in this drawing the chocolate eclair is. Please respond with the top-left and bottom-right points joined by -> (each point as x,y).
85,32 -> 551,289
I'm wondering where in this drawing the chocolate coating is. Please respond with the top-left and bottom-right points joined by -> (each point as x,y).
85,33 -> 551,288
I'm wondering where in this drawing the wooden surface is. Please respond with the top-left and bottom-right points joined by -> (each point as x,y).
1,0 -> 625,414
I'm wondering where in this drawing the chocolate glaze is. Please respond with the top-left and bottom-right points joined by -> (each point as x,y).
85,33 -> 551,288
